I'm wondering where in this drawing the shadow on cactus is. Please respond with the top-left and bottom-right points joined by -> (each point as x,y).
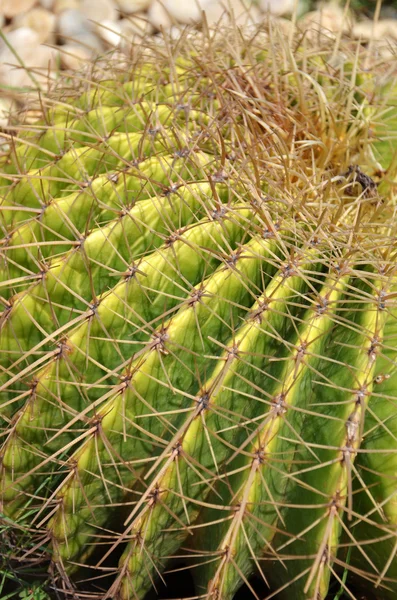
0,17 -> 397,600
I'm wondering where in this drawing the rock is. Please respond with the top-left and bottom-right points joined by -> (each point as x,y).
119,14 -> 153,45
31,70 -> 59,90
0,28 -> 59,89
93,50 -> 129,75
0,136 -> 10,152
60,30 -> 104,52
353,19 -> 397,41
39,0 -> 56,9
59,43 -> 91,70
272,16 -> 295,36
53,0 -> 80,14
57,9 -> 104,51
13,9 -> 57,44
148,0 -> 213,27
147,1 -> 173,29
300,5 -> 352,36
259,0 -> 295,16
96,19 -> 122,46
0,97 -> 15,129
57,7 -> 92,36
168,0 -> 213,24
1,0 -> 36,18
81,0 -> 118,24
114,0 -> 152,14
204,0 -> 262,27
375,41 -> 397,60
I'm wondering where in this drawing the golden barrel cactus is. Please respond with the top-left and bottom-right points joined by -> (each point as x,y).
0,21 -> 397,600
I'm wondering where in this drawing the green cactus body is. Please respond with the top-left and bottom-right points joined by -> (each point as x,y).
116,247 -> 325,598
192,270 -> 352,599
348,286 -> 397,599
0,208 -> 252,483
1,22 -> 397,600
0,180 -> 232,400
48,235 -> 278,567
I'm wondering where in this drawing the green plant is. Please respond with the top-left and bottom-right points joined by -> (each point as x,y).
18,586 -> 50,600
0,21 -> 396,600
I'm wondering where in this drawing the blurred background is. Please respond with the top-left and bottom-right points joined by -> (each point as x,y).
0,0 -> 396,125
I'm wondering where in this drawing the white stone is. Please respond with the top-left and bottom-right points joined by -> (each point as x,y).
81,0 -> 118,25
301,5 -> 352,36
169,0 -> 213,24
259,0 -> 295,16
92,50 -> 129,75
59,43 -> 91,70
1,0 -> 36,18
0,28 -> 59,89
114,0 -> 152,14
271,16 -> 295,36
33,70 -> 59,89
96,19 -> 122,46
0,136 -> 10,152
13,9 -> 57,44
204,0 -> 262,27
164,0 -> 203,23
148,0 -> 213,27
119,14 -> 153,44
57,9 -> 104,51
353,19 -> 397,41
147,1 -> 173,29
57,8 -> 92,36
377,41 -> 397,60
0,97 -> 15,129
39,0 -> 56,9
53,0 -> 80,14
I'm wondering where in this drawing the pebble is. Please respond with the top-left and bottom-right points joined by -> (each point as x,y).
0,97 -> 15,129
81,0 -> 118,24
147,0 -> 173,29
204,0 -> 261,27
13,8 -> 57,44
272,16 -> 295,35
148,0 -> 216,27
39,0 -> 56,9
119,14 -> 153,42
95,50 -> 129,73
353,19 -> 397,41
260,0 -> 295,17
114,0 -> 152,13
53,0 -> 80,14
96,19 -> 122,46
0,136 -> 10,153
301,5 -> 352,36
57,8 -> 104,51
59,43 -> 91,69
1,0 -> 36,18
169,0 -> 214,24
0,28 -> 59,89
57,7 -> 92,35
0,0 -> 395,85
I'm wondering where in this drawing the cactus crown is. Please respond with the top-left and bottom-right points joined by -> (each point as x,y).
0,20 -> 397,600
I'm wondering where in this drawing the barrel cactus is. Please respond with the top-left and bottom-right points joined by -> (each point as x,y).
0,20 -> 396,600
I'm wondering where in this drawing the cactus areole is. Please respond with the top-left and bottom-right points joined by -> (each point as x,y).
0,21 -> 397,600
